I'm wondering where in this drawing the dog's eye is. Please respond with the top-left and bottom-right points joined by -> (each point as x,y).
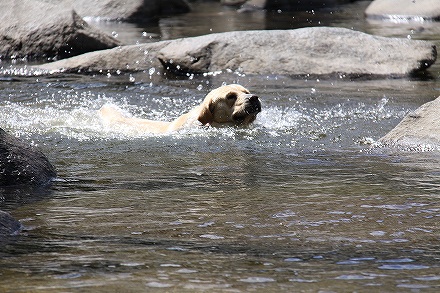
226,92 -> 237,101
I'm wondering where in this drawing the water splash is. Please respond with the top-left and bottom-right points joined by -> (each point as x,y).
0,65 -> 50,76
0,91 -> 117,140
1,86 -> 407,148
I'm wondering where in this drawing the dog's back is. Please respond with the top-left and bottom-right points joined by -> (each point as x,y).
99,105 -> 171,134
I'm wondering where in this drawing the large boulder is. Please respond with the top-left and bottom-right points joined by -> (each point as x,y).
379,96 -> 440,149
37,27 -> 437,77
71,0 -> 191,21
365,0 -> 440,20
0,128 -> 56,186
0,0 -> 120,61
0,210 -> 22,237
156,27 -> 436,76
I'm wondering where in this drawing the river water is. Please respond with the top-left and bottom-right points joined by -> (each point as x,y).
1,1 -> 440,292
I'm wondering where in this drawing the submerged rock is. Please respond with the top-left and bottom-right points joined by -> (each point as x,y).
37,27 -> 437,78
365,0 -> 440,21
0,210 -> 22,237
379,96 -> 440,149
0,0 -> 120,60
0,128 -> 56,186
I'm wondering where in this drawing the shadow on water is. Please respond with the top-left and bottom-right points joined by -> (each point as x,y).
0,186 -> 54,212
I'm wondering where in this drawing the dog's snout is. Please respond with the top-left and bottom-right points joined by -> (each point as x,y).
244,93 -> 258,101
249,95 -> 259,103
243,93 -> 261,113
245,94 -> 260,104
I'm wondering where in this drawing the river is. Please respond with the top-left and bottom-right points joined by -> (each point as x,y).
1,1 -> 440,292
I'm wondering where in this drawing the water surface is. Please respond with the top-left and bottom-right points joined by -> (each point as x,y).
1,1 -> 440,292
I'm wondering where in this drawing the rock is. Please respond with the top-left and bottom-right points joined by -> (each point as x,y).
157,27 -> 436,77
0,128 -> 56,186
379,96 -> 440,149
365,0 -> 440,20
0,0 -> 120,61
36,42 -> 168,74
0,210 -> 22,236
36,27 -> 437,77
221,0 -> 247,6
71,0 -> 191,21
239,0 -> 266,11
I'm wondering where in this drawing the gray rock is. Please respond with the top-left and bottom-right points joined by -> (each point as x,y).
37,42 -> 167,74
36,27 -> 437,77
221,0 -> 247,6
0,210 -> 22,237
156,27 -> 437,76
0,128 -> 56,186
71,0 -> 191,21
0,0 -> 120,60
379,96 -> 440,149
365,0 -> 440,20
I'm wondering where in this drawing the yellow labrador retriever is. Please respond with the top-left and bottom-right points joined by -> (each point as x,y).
99,84 -> 261,134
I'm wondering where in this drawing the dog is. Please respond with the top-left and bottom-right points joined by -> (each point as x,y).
99,84 -> 261,134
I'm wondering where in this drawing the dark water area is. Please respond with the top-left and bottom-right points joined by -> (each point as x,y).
1,1 -> 440,292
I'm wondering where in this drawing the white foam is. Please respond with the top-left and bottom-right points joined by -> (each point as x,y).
0,91 -> 404,144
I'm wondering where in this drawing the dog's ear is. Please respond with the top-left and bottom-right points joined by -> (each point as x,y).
197,101 -> 214,125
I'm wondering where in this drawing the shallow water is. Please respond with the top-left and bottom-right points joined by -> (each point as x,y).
1,1 -> 440,292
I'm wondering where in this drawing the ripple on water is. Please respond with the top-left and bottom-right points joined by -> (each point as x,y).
289,278 -> 317,283
379,264 -> 430,270
120,262 -> 145,267
284,257 -> 303,262
53,272 -> 82,279
160,263 -> 181,268
199,234 -> 225,240
239,277 -> 276,283
176,269 -> 198,274
338,257 -> 378,265
335,274 -> 376,280
413,275 -> 440,281
378,258 -> 414,263
376,258 -> 431,270
146,281 -> 173,288
397,284 -> 432,289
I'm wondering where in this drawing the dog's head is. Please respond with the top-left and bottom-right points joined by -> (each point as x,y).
197,84 -> 261,127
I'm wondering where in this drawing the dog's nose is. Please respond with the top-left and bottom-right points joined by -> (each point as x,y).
244,94 -> 260,104
244,94 -> 261,113
249,95 -> 259,103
